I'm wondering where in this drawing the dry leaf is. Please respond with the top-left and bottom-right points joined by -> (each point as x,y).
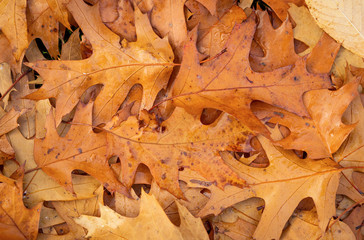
33,103 -> 128,196
172,14 -> 331,135
253,80 -> 359,158
0,167 -> 41,240
26,0 -> 174,126
106,105 -> 251,198
75,191 -> 209,240
306,0 -> 364,58
181,132 -> 341,239
0,0 -> 28,61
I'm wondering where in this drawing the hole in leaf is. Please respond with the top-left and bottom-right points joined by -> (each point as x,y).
132,184 -> 151,197
200,108 -> 223,125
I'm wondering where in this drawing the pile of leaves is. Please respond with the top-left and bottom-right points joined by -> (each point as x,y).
0,0 -> 363,239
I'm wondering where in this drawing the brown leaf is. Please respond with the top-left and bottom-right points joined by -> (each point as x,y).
26,0 -> 174,126
99,0 -> 136,42
253,80 -> 359,158
0,0 -> 28,61
27,0 -> 59,58
74,191 -> 209,240
180,132 -> 341,239
0,168 -> 41,240
172,14 -> 331,135
106,106 -> 251,198
33,103 -> 129,196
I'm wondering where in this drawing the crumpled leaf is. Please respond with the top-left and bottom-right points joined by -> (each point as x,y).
0,167 -> 41,240
180,131 -> 341,239
306,0 -> 364,58
75,191 -> 209,240
172,14 -> 331,135
0,0 -> 28,61
26,0 -> 174,126
33,103 -> 129,196
106,105 -> 251,198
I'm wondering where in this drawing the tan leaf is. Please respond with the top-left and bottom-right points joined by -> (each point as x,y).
75,191 -> 209,240
5,128 -> 101,208
306,0 -> 364,58
26,0 -> 174,126
27,0 -> 59,57
0,167 -> 41,240
172,14 -> 331,135
180,133 -> 341,239
0,0 -> 28,61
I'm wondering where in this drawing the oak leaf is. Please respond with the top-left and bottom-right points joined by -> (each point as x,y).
26,0 -> 174,126
0,168 -> 41,240
5,123 -> 102,207
253,80 -> 359,158
106,106 -> 251,198
75,191 -> 209,240
0,0 -> 27,61
33,103 -> 129,196
171,14 -> 331,135
180,132 -> 341,239
27,0 -> 59,58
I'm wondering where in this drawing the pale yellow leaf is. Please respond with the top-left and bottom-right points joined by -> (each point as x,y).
306,0 -> 364,58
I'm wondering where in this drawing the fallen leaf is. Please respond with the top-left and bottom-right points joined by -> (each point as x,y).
99,0 -> 136,42
172,14 -> 331,134
250,11 -> 299,72
150,0 -> 187,59
0,63 -> 15,108
343,205 -> 364,240
33,102 -> 129,196
306,0 -> 364,58
45,0 -> 71,29
27,0 -> 59,58
106,105 -> 251,198
0,167 -> 41,240
5,128 -> 101,207
74,191 -> 209,240
253,80 -> 359,158
26,0 -> 174,126
181,132 -> 341,239
288,3 -> 323,55
0,0 -> 28,61
60,28 -> 82,61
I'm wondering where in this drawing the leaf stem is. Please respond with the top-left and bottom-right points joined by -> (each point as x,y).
0,69 -> 32,102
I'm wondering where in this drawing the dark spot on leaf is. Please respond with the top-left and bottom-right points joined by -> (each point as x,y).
47,148 -> 54,154
161,173 -> 166,179
190,179 -> 212,187
78,148 -> 82,154
273,111 -> 284,118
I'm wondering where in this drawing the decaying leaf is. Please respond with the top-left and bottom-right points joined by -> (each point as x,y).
74,191 -> 209,240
